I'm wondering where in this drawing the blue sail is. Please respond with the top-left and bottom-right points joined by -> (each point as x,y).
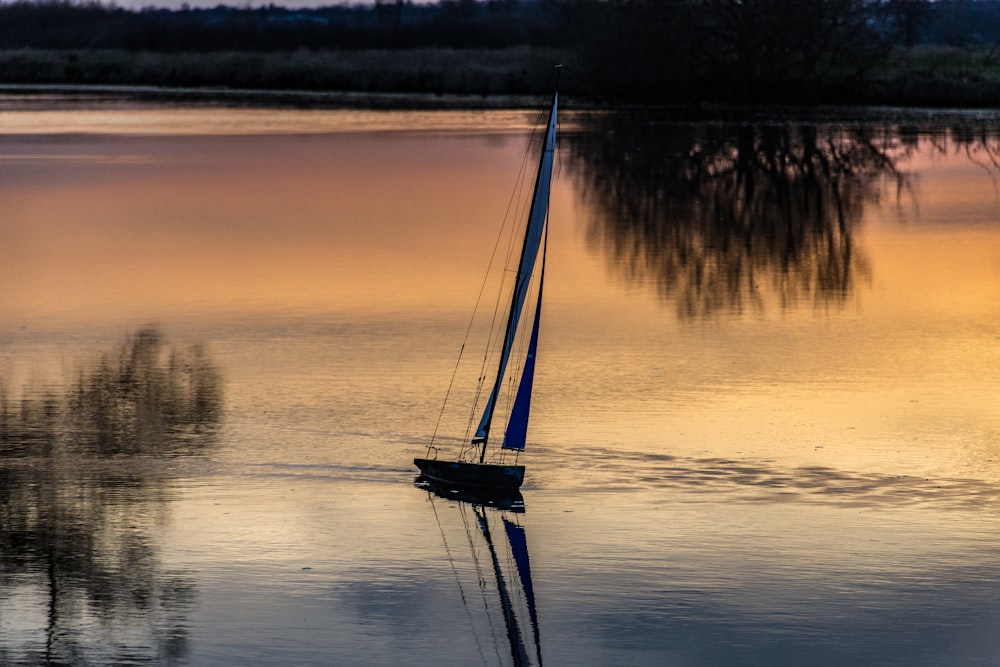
475,92 -> 558,444
503,229 -> 546,451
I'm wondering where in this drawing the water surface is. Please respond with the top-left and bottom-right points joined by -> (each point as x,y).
2,97 -> 1000,665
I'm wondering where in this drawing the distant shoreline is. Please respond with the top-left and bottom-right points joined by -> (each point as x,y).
3,46 -> 1000,111
0,47 -> 576,104
6,1 -> 1000,110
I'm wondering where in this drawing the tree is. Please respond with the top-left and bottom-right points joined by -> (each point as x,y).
884,0 -> 932,47
569,0 -> 895,103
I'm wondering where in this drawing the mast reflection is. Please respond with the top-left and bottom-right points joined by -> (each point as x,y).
0,327 -> 222,665
417,477 -> 543,666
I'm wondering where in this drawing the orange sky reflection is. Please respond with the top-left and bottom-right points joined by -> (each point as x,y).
3,112 -> 1000,490
1,128 -> 546,323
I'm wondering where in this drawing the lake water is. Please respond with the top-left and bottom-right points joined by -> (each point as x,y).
2,94 -> 1000,665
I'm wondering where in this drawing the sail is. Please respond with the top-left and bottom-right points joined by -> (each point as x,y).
503,227 -> 547,451
475,92 -> 558,444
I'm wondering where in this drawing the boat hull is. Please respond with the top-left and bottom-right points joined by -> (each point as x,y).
414,458 -> 525,490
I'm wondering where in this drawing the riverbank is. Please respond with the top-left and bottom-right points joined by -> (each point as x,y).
0,47 -> 570,97
2,45 -> 1000,109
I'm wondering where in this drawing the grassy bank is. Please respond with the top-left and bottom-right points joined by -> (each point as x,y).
0,47 -> 572,98
3,45 -> 1000,108
872,45 -> 1000,107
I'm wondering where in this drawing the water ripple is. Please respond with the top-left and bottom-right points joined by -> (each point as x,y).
539,447 -> 1000,511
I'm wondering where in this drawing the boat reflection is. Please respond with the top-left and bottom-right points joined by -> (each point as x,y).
416,477 -> 542,666
0,327 -> 222,665
416,475 -> 525,512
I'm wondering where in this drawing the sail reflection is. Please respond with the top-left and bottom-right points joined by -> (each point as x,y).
417,478 -> 542,667
0,327 -> 222,665
566,113 -> 913,318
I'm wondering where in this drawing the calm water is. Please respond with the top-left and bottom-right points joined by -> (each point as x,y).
2,95 -> 1000,665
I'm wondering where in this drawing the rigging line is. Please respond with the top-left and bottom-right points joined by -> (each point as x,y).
427,492 -> 490,666
464,112 -> 547,446
476,167 -> 530,411
429,342 -> 465,450
483,114 -> 546,387
443,122 -> 539,457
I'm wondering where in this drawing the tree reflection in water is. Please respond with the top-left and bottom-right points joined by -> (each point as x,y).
566,114 -> 915,319
0,327 -> 222,665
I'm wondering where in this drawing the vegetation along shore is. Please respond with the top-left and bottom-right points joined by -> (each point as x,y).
3,0 -> 1000,107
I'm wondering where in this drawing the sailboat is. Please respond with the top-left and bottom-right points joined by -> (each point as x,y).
414,70 -> 560,491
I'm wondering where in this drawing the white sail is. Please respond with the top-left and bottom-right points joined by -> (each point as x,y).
474,92 -> 558,446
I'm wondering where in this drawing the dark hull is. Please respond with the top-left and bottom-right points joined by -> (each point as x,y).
414,458 -> 525,490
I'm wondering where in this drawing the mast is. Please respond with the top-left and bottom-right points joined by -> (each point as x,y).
473,70 -> 561,462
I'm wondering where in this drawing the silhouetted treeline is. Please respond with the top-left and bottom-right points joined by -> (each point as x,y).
3,0 -> 1000,103
0,0 -> 566,51
7,0 -> 996,52
919,0 -> 1000,45
570,0 -> 1000,103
